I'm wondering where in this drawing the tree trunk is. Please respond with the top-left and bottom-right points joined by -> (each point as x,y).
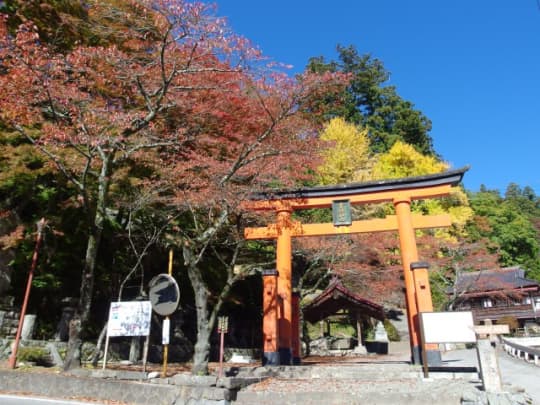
63,230 -> 101,370
63,153 -> 112,370
192,323 -> 212,375
186,257 -> 212,375
301,309 -> 310,356
91,322 -> 108,367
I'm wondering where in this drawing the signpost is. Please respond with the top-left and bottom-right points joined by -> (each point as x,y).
9,218 -> 45,369
149,249 -> 179,376
149,273 -> 180,317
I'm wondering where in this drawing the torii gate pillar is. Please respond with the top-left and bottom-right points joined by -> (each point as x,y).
276,208 -> 293,364
394,197 -> 438,364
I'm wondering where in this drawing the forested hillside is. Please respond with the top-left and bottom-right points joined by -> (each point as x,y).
0,0 -> 538,374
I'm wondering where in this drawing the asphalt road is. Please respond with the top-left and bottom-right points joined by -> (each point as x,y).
442,346 -> 540,405
498,350 -> 540,405
0,395 -> 104,405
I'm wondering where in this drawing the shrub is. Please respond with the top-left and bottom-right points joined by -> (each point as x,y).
17,346 -> 50,365
363,320 -> 400,342
384,319 -> 401,342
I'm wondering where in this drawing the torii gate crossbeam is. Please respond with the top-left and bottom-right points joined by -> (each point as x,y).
242,168 -> 468,366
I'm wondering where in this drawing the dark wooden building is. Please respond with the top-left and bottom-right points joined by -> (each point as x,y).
451,266 -> 540,325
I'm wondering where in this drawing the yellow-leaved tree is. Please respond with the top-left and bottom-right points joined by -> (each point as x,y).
372,141 -> 472,238
317,117 -> 371,185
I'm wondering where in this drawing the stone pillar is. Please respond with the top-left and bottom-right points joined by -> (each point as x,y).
55,297 -> 78,341
374,321 -> 388,342
262,269 -> 279,366
476,339 -> 503,392
276,208 -> 292,365
21,314 -> 36,340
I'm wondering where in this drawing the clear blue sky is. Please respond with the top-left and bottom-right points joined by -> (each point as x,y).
205,1 -> 540,194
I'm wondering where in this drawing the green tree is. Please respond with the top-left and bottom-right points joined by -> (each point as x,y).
307,45 -> 435,155
467,188 -> 540,280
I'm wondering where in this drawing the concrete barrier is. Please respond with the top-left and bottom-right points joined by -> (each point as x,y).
502,337 -> 540,366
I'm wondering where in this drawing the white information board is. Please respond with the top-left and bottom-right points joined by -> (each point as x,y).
107,301 -> 152,337
420,311 -> 476,343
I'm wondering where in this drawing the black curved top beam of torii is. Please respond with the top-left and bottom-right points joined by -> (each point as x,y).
247,166 -> 469,203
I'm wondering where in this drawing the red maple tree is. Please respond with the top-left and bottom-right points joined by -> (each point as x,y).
0,1 -> 346,373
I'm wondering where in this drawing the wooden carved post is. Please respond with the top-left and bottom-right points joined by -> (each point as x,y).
262,269 -> 279,365
356,313 -> 363,348
291,291 -> 301,364
276,207 -> 292,365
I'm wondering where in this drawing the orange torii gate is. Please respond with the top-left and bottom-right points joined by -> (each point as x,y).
242,168 -> 468,366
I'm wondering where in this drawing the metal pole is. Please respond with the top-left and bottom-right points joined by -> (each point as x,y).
162,249 -> 173,376
8,218 -> 46,369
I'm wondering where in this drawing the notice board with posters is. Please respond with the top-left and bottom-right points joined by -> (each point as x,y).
106,301 -> 152,337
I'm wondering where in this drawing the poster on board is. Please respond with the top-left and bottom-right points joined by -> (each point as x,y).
107,301 -> 152,337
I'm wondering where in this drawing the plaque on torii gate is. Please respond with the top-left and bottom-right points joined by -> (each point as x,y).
242,167 -> 468,366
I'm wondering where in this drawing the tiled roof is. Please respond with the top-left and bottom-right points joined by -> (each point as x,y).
302,279 -> 385,323
454,266 -> 539,294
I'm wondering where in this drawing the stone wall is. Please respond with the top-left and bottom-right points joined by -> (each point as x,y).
0,307 -> 20,338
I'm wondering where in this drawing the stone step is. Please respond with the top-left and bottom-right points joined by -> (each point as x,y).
229,364 -> 478,381
234,379 -> 473,405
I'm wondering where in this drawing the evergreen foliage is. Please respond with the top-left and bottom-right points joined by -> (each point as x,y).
467,186 -> 540,280
307,45 -> 435,155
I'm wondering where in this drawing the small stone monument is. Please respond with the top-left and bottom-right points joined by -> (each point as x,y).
55,297 -> 77,341
374,321 -> 389,342
21,314 -> 36,340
